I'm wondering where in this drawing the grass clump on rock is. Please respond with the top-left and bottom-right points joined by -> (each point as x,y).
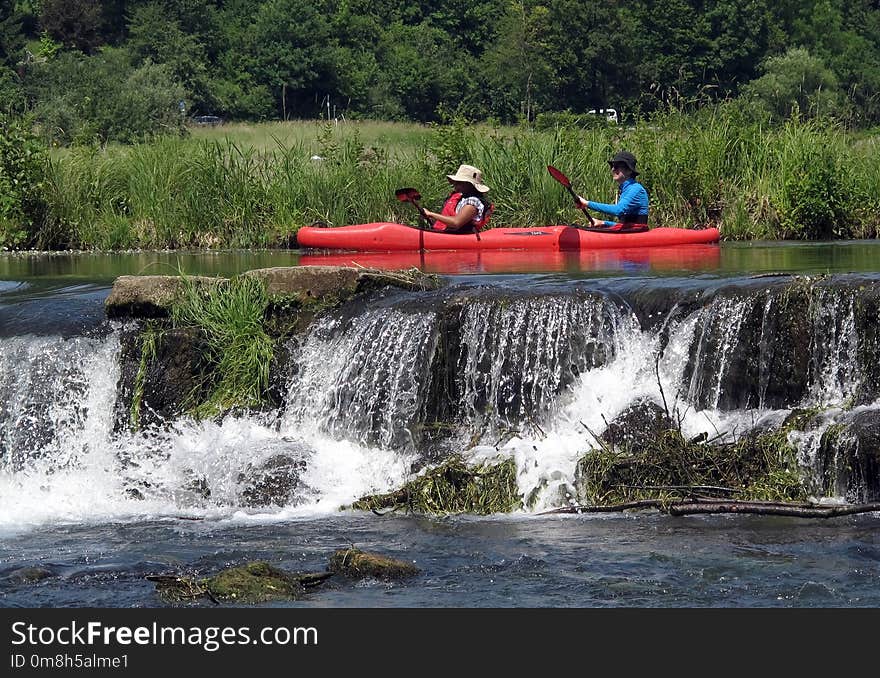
351,454 -> 522,515
129,321 -> 160,430
171,274 -> 274,418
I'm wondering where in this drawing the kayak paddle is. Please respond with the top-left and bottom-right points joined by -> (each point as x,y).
395,187 -> 430,229
547,165 -> 594,225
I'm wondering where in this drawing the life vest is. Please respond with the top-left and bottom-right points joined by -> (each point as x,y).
432,193 -> 493,233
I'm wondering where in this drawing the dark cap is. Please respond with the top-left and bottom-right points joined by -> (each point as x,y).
608,150 -> 638,176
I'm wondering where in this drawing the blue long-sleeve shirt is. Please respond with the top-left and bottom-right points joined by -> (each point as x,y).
587,178 -> 649,226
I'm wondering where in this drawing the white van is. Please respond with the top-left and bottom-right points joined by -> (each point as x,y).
588,108 -> 618,124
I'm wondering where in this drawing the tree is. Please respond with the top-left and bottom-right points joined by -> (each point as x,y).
741,47 -> 845,121
372,22 -> 464,122
0,0 -> 24,67
702,0 -> 775,97
38,0 -> 104,54
481,0 -> 553,122
23,47 -> 186,144
544,0 -> 629,112
624,0 -> 713,110
247,0 -> 336,119
126,2 -> 214,113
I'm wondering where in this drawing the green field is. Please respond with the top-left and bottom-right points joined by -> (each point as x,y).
29,110 -> 880,250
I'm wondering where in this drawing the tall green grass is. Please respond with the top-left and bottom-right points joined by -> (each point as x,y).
37,109 -> 880,250
171,274 -> 274,419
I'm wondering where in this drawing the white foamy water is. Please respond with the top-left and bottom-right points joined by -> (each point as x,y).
0,330 -> 417,535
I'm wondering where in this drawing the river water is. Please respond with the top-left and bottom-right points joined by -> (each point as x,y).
1,241 -> 879,609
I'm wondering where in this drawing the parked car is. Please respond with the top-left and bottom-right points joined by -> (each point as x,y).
192,115 -> 223,126
588,108 -> 619,124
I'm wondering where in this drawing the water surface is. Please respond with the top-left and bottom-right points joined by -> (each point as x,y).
2,241 -> 879,609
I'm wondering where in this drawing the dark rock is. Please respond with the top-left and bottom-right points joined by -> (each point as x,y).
238,452 -> 309,508
2,566 -> 54,584
114,326 -> 213,430
600,397 -> 674,453
819,409 -> 880,502
682,281 -> 812,410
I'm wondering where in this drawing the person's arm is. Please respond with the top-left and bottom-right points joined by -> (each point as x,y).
586,183 -> 646,218
573,196 -> 604,227
422,203 -> 478,231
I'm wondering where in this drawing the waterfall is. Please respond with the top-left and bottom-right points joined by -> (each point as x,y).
456,293 -> 629,434
3,275 -> 880,529
284,308 -> 440,449
0,333 -> 120,471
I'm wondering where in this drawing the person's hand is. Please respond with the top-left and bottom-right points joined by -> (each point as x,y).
573,196 -> 588,210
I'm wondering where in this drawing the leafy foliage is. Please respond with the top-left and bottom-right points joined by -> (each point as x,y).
38,0 -> 104,54
0,113 -> 47,248
741,47 -> 845,122
24,47 -> 186,145
3,0 -> 880,132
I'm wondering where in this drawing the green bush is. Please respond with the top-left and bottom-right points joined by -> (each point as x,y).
0,114 -> 47,248
24,47 -> 187,146
778,150 -> 847,239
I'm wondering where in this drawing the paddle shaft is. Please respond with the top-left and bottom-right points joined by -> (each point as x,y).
547,165 -> 593,223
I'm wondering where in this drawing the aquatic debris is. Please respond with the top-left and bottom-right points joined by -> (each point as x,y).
575,427 -> 807,506
539,498 -> 880,518
350,454 -> 522,515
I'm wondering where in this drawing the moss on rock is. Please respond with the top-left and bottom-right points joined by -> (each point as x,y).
149,562 -> 333,605
327,548 -> 419,580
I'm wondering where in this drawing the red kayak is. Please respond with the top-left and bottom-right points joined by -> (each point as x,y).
298,245 -> 722,275
296,222 -> 720,252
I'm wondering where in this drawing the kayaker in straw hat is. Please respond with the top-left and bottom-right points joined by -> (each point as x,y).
573,150 -> 649,231
423,164 -> 494,234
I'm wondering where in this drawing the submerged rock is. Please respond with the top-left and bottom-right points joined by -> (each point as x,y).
207,562 -> 332,603
2,566 -> 55,584
148,562 -> 333,605
327,548 -> 419,580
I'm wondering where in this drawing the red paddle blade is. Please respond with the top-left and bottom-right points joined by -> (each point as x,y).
547,165 -> 572,188
395,187 -> 422,202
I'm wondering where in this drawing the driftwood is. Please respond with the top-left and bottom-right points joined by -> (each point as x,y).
539,500 -> 666,514
667,501 -> 880,518
538,499 -> 880,518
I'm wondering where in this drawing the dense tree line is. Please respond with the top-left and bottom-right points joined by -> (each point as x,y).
1,0 -> 880,143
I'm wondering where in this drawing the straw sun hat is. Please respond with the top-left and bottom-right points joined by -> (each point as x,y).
446,164 -> 490,192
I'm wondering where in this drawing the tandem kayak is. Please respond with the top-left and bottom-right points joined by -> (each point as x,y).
296,222 -> 720,252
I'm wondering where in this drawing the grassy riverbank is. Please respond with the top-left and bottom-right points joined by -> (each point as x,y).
22,108 -> 880,249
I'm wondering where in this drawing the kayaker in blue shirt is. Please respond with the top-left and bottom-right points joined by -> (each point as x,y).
573,151 -> 649,231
